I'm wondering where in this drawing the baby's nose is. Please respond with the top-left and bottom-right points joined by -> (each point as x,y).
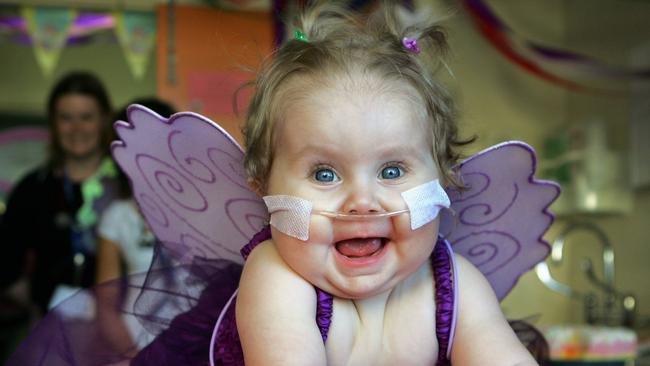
340,185 -> 382,214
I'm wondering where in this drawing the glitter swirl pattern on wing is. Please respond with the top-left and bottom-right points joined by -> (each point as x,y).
169,129 -> 217,184
446,172 -> 490,203
225,198 -> 269,241
439,142 -> 560,300
112,106 -> 269,265
137,192 -> 169,228
208,147 -> 250,191
136,154 -> 209,212
458,183 -> 518,226
452,231 -> 520,275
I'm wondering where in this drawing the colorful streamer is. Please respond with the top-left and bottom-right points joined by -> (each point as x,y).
1,12 -> 113,44
462,0 -> 650,93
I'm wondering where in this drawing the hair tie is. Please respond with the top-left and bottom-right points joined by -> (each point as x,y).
294,29 -> 308,42
402,37 -> 420,54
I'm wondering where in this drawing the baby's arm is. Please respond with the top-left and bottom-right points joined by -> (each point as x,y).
450,255 -> 539,366
236,240 -> 327,366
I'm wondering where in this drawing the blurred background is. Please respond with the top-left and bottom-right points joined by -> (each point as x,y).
0,0 -> 648,364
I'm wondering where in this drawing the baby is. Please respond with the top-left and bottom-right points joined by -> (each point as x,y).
234,2 -> 538,365
3,4 -> 547,366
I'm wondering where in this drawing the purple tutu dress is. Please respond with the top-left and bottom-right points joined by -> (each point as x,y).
130,226 -> 458,366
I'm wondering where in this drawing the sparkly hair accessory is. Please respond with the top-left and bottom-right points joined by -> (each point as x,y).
294,29 -> 308,42
402,36 -> 420,54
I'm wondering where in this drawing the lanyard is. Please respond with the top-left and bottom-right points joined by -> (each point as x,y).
62,173 -> 92,285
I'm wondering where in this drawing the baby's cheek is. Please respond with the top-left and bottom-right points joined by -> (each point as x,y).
392,211 -> 414,236
272,233 -> 321,279
307,215 -> 335,245
393,217 -> 439,260
270,219 -> 334,289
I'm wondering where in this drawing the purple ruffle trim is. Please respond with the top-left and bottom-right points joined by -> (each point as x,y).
432,239 -> 453,366
315,288 -> 333,343
240,226 -> 272,260
213,301 -> 243,365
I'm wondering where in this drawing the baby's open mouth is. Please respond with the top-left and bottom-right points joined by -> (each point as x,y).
335,237 -> 387,258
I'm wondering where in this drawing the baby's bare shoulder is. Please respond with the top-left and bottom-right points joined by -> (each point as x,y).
237,240 -> 326,365
240,239 -> 312,295
451,255 -> 538,365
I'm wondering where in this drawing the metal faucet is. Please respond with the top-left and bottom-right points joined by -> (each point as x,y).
536,221 -> 636,326
550,221 -> 615,291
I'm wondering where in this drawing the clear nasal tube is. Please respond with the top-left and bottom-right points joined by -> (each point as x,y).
262,179 -> 450,240
314,209 -> 409,220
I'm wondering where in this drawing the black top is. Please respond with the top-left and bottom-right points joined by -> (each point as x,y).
1,166 -> 98,312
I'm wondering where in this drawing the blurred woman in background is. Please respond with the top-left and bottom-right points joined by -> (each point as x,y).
1,71 -> 120,314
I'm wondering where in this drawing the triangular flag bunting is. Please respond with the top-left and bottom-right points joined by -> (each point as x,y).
114,11 -> 156,80
21,6 -> 77,77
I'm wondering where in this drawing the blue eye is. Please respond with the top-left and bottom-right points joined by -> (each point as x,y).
314,168 -> 338,182
381,166 -> 403,179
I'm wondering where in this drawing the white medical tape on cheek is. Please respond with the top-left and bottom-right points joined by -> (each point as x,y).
400,179 -> 451,230
262,195 -> 312,241
263,179 -> 451,240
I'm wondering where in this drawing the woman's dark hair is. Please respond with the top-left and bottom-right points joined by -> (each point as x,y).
114,97 -> 176,124
46,71 -> 113,168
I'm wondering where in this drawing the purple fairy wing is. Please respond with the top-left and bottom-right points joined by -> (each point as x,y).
440,141 -> 560,301
112,105 -> 268,265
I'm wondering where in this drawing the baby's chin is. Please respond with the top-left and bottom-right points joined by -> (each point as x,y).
325,282 -> 399,300
314,269 -> 406,300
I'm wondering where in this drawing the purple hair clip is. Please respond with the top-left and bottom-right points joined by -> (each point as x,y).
402,37 -> 421,54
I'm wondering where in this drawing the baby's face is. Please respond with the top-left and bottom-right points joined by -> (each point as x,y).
266,80 -> 440,299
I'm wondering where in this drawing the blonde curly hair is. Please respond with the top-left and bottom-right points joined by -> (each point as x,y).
243,1 -> 469,192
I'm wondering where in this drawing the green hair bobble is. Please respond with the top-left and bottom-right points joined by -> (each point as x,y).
294,29 -> 308,42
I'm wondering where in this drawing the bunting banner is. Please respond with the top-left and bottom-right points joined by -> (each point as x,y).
114,11 -> 156,80
21,6 -> 76,77
462,0 -> 650,94
1,13 -> 114,45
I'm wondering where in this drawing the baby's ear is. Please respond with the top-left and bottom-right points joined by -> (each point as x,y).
247,177 -> 265,197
